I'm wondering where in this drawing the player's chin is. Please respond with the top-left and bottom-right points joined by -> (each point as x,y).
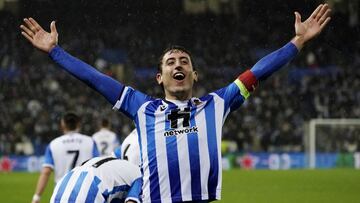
170,86 -> 190,96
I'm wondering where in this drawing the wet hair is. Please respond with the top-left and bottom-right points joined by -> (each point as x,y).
157,45 -> 195,73
62,112 -> 80,130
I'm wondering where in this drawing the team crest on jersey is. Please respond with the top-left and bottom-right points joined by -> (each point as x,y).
159,105 -> 167,111
164,107 -> 198,137
193,98 -> 202,106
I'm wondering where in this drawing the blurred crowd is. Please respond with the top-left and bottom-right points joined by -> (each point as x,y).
1,0 -> 359,155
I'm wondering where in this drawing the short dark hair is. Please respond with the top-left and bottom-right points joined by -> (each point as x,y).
157,45 -> 195,73
101,118 -> 110,128
62,112 -> 80,130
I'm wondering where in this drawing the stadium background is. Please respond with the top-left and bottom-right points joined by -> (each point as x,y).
0,0 -> 359,202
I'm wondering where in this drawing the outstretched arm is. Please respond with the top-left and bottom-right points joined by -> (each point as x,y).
20,18 -> 123,105
239,4 -> 331,91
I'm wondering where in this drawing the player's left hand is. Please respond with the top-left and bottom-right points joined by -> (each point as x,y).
294,4 -> 331,43
20,18 -> 58,53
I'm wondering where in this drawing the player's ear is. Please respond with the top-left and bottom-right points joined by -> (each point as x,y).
156,73 -> 163,85
193,71 -> 198,82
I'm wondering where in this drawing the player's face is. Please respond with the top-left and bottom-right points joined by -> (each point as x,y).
157,49 -> 198,100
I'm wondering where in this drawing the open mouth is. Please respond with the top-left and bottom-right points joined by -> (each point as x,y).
173,72 -> 185,81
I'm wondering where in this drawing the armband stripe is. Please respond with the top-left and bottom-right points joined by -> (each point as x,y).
234,79 -> 250,99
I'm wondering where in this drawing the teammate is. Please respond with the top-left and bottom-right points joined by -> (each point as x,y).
31,113 -> 99,203
50,157 -> 142,203
113,129 -> 140,166
21,4 -> 331,203
92,118 -> 119,156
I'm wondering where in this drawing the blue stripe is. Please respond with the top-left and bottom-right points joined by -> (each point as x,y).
92,141 -> 100,157
113,147 -> 121,159
102,185 -> 130,203
165,103 -> 182,202
204,97 -> 219,200
145,102 -> 161,202
68,171 -> 88,202
127,178 -> 143,201
54,171 -> 74,202
85,176 -> 101,203
44,145 -> 54,166
188,106 -> 202,200
134,117 -> 143,175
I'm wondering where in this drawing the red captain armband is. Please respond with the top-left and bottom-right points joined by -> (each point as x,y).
238,70 -> 258,92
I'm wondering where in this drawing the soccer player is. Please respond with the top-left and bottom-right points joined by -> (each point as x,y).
113,129 -> 140,166
50,157 -> 142,203
92,118 -> 119,156
21,4 -> 331,203
31,113 -> 100,203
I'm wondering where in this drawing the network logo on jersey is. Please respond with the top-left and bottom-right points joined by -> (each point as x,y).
164,107 -> 198,137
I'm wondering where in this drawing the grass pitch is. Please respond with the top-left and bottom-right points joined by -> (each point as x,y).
0,169 -> 359,203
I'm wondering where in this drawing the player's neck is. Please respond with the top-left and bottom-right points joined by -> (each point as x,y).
164,90 -> 192,101
63,129 -> 79,134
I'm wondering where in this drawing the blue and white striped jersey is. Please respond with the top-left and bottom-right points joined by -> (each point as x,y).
43,132 -> 100,183
113,80 -> 249,203
50,157 -> 142,203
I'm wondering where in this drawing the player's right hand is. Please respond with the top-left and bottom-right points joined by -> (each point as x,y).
20,18 -> 58,53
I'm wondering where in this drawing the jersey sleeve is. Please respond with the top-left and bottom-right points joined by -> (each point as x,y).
43,145 -> 54,169
112,86 -> 152,119
215,42 -> 299,114
124,177 -> 143,203
49,46 -> 125,106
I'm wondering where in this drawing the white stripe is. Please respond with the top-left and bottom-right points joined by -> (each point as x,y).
50,177 -> 62,203
211,93 -> 224,199
177,126 -> 192,201
76,172 -> 92,202
224,108 -> 231,122
155,107 -> 172,203
196,106 -> 210,200
112,86 -> 129,110
59,171 -> 81,202
137,102 -> 151,202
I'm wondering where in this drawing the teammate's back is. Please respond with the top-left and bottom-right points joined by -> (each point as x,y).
45,131 -> 99,182
32,112 -> 100,203
92,118 -> 119,156
119,129 -> 140,166
112,129 -> 140,167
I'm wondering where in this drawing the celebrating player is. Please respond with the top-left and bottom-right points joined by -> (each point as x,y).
92,118 -> 119,156
31,113 -> 99,203
21,4 -> 331,203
